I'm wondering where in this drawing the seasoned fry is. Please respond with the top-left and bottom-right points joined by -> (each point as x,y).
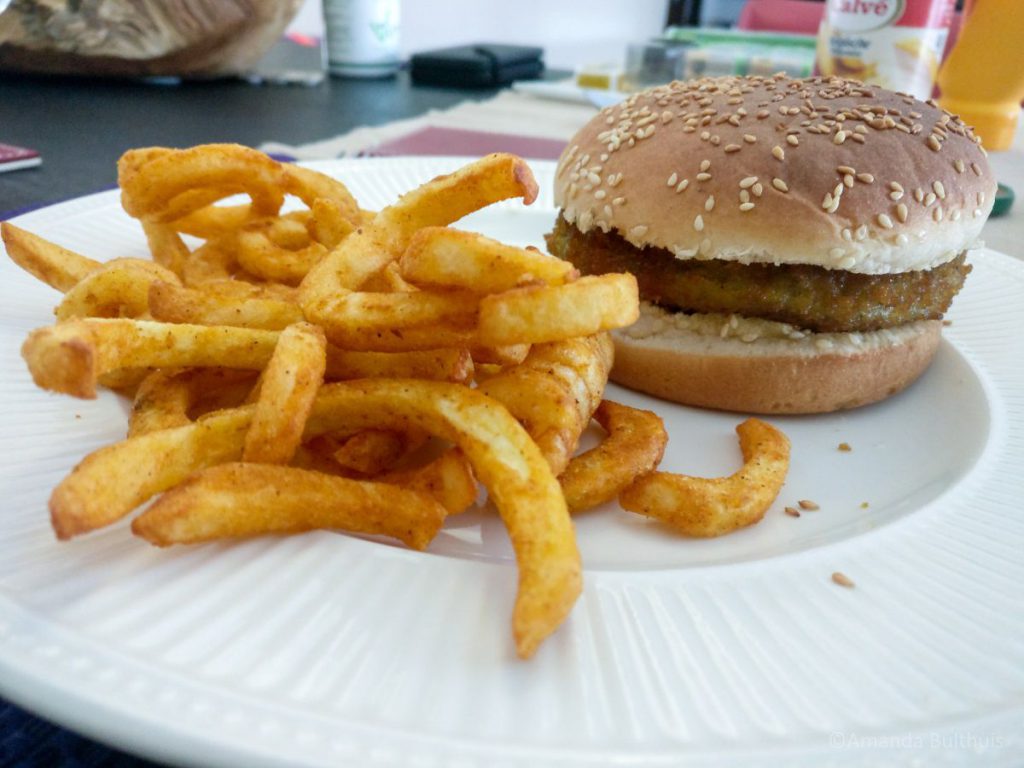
2,222 -> 100,291
168,203 -> 254,239
301,153 -> 538,313
478,273 -> 640,345
314,289 -> 480,351
480,334 -> 613,475
378,448 -> 477,516
236,228 -> 326,285
307,198 -> 355,248
243,323 -> 326,465
283,164 -> 361,224
51,407 -> 252,538
181,236 -> 239,286
148,280 -> 305,330
132,463 -> 447,550
400,227 -> 578,292
140,221 -> 191,276
619,418 -> 791,537
129,368 -> 258,437
559,401 -> 667,513
55,259 -> 180,321
22,319 -> 280,398
323,347 -> 474,383
118,144 -> 285,222
331,428 -> 423,476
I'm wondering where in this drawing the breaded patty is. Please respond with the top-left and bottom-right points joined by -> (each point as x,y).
546,217 -> 970,333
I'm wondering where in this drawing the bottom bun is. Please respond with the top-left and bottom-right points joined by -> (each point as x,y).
611,303 -> 942,414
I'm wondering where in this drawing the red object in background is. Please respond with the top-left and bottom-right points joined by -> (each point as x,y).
364,126 -> 567,161
0,143 -> 41,174
737,0 -> 823,34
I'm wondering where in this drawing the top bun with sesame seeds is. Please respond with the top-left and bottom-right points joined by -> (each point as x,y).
545,74 -> 997,414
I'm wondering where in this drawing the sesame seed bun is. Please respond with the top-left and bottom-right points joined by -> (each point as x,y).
612,303 -> 941,414
555,75 -> 996,275
551,75 -> 995,413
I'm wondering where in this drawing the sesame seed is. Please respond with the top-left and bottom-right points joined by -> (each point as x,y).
700,131 -> 711,141
739,189 -> 750,203
798,499 -> 820,510
772,178 -> 789,192
971,162 -> 982,176
841,227 -> 852,241
924,192 -> 937,206
705,195 -> 716,212
822,193 -> 833,210
927,135 -> 942,151
772,145 -> 785,161
700,159 -> 711,172
710,135 -> 721,146
829,247 -> 845,260
831,572 -> 855,588
833,182 -> 844,198
838,255 -> 856,269
833,130 -> 847,145
933,206 -> 943,222
743,134 -> 757,143
784,506 -> 801,517
608,173 -> 623,187
667,172 -> 678,187
889,190 -> 904,201
837,165 -> 856,175
603,205 -> 613,218
877,213 -> 894,229
855,225 -> 868,241
724,144 -> 742,153
857,173 -> 874,184
896,203 -> 908,222
914,188 -> 925,203
594,189 -> 607,200
933,180 -> 946,199
693,214 -> 704,232
675,179 -> 689,193
786,135 -> 799,147
696,172 -> 712,182
889,181 -> 904,193
757,109 -> 770,119
739,202 -> 755,212
587,172 -> 601,185
851,133 -> 866,144
951,209 -> 962,221
844,174 -> 854,188
896,233 -> 909,245
612,197 -> 625,206
739,176 -> 759,189
629,225 -> 648,238
752,183 -> 764,197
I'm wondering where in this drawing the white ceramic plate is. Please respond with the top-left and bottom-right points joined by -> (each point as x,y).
1,158 -> 1022,768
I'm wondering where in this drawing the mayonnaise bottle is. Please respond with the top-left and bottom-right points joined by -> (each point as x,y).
815,0 -> 956,100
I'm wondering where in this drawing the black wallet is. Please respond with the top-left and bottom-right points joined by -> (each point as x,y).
410,44 -> 544,87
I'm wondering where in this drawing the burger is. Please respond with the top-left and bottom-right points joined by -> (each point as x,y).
546,75 -> 996,413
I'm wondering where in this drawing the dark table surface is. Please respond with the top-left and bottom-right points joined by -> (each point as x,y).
0,69 -> 505,215
0,67 -> 515,768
